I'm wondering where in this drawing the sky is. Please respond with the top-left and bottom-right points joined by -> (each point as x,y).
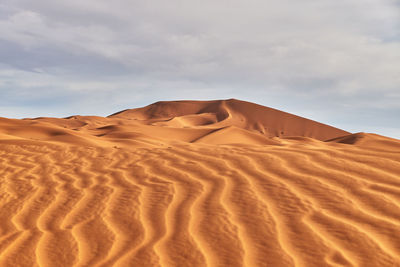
0,0 -> 399,138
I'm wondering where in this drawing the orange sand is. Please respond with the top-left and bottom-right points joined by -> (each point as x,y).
0,99 -> 399,266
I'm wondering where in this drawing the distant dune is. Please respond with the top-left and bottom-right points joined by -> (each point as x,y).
0,99 -> 399,266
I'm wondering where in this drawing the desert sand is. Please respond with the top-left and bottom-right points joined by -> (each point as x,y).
0,99 -> 399,267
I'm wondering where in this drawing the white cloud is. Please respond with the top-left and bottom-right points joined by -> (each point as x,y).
0,0 -> 399,137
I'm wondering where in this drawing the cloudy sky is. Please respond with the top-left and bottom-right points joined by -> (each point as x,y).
0,0 -> 399,138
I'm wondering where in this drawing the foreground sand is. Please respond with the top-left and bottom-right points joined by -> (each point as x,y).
0,99 -> 399,266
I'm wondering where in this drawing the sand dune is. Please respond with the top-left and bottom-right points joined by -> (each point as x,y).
0,99 -> 399,267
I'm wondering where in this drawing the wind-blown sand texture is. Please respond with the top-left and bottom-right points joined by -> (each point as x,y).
0,99 -> 399,267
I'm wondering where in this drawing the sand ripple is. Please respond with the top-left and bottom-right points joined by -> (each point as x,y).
0,140 -> 399,267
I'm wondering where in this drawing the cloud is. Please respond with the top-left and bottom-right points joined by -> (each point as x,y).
0,0 -> 399,137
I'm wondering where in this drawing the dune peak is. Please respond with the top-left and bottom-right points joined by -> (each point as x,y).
108,99 -> 350,142
1,99 -> 400,266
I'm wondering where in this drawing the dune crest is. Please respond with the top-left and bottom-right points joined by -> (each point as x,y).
1,99 -> 399,267
110,99 -> 350,141
1,99 -> 350,147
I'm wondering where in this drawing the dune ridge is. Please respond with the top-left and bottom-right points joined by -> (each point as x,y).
0,99 -> 399,267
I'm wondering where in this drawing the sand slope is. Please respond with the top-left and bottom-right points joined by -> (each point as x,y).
0,99 -> 399,267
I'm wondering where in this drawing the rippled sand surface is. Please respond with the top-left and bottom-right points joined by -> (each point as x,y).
1,99 -> 399,266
